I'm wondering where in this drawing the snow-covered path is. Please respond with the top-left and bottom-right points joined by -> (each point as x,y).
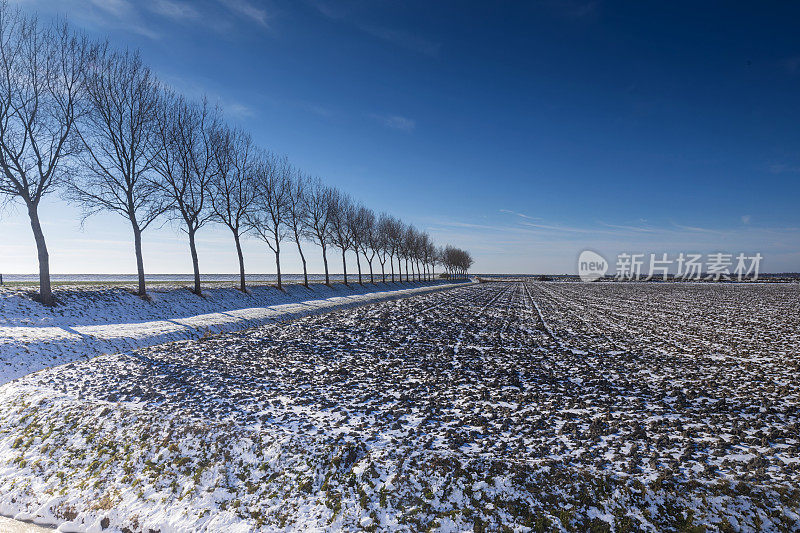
0,516 -> 55,532
0,280 -> 472,384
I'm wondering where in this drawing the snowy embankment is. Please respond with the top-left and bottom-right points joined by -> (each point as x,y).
0,280 -> 471,385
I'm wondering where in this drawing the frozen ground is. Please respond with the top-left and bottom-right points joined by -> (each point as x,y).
0,280 -> 466,385
1,281 -> 799,531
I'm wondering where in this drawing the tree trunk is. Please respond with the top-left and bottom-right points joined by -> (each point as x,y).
321,243 -> 330,285
355,252 -> 363,285
275,244 -> 282,290
368,258 -> 374,283
405,258 -> 410,282
341,248 -> 348,285
132,223 -> 147,297
188,228 -> 201,295
27,203 -> 53,306
233,230 -> 246,292
390,254 -> 395,282
295,235 -> 308,288
380,262 -> 386,283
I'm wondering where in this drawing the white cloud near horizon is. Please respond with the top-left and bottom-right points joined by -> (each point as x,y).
3,201 -> 800,276
423,213 -> 800,273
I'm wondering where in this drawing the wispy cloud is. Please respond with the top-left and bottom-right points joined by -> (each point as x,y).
499,209 -> 542,221
13,0 -> 161,39
310,1 -> 440,57
307,0 -> 343,21
87,0 -> 131,18
226,102 -> 255,118
670,223 -> 726,235
149,0 -> 201,21
370,113 -> 416,132
599,222 -> 659,233
219,0 -> 269,27
741,214 -> 751,224
519,221 -> 601,234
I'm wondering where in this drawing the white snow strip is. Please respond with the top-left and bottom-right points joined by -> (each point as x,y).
0,281 -> 473,384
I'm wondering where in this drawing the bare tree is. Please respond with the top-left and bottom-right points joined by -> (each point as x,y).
383,216 -> 403,282
398,222 -> 409,282
441,245 -> 473,279
430,241 -> 438,279
419,233 -> 433,281
153,94 -> 218,295
415,232 -> 427,281
246,152 -> 290,290
405,226 -> 419,282
328,189 -> 353,285
357,207 -> 377,283
427,242 -> 438,280
305,178 -> 333,285
409,228 -> 420,281
347,202 -> 373,285
442,245 -> 454,279
462,249 -> 474,279
401,224 -> 414,282
375,214 -> 391,283
286,167 -> 310,288
0,9 -> 90,305
210,124 -> 256,292
416,231 -> 427,281
437,246 -> 447,279
70,48 -> 164,298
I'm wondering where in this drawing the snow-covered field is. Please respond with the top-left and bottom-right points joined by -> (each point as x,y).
0,281 -> 467,385
1,281 -> 799,531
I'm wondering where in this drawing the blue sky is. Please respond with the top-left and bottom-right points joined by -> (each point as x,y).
2,0 -> 799,274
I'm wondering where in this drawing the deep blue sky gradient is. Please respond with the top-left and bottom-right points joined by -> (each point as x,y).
2,0 -> 799,274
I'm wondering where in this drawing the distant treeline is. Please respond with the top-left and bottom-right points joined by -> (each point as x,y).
0,4 -> 473,305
